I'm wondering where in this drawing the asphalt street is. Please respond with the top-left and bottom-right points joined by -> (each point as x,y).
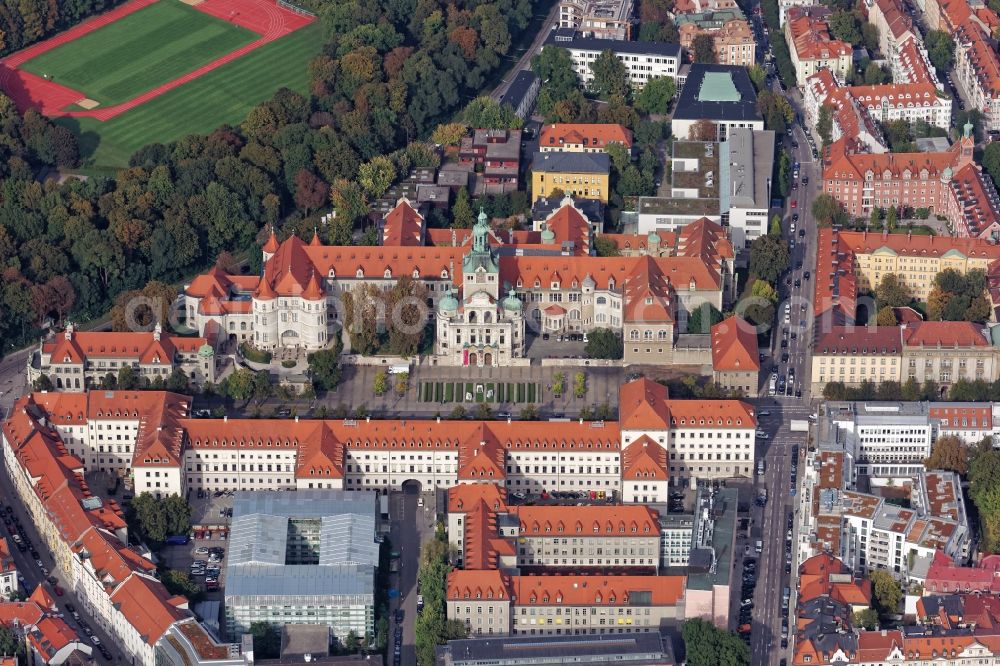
0,463 -> 127,664
490,1 -> 560,101
388,485 -> 436,666
749,399 -> 812,666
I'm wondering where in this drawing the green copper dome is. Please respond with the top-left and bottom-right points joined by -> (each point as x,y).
439,288 -> 459,313
198,344 -> 215,358
541,223 -> 555,244
502,287 -> 522,312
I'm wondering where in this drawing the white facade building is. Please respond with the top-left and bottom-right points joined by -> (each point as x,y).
546,28 -> 681,89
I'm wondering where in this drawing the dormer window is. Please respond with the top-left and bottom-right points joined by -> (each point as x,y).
384,269 -> 392,278
551,282 -> 559,289
356,269 -> 364,278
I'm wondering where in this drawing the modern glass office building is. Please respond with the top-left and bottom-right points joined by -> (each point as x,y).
223,490 -> 379,642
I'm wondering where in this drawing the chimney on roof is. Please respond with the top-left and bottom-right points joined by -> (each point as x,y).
366,416 -> 371,423
224,415 -> 228,422
579,418 -> 583,424
437,416 -> 441,423
295,416 -> 299,422
65,323 -> 73,340
153,323 -> 161,342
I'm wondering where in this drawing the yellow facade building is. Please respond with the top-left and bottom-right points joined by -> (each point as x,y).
531,151 -> 611,203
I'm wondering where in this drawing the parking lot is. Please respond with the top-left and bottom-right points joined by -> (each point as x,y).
506,489 -> 618,504
160,534 -> 230,599
158,489 -> 236,607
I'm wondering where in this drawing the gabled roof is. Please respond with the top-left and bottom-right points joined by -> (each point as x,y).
902,321 -> 989,348
447,483 -> 507,513
109,574 -> 187,646
711,315 -> 759,372
382,199 -> 425,247
539,123 -> 633,149
622,257 -> 674,324
621,436 -> 669,480
512,505 -> 660,537
618,378 -> 669,431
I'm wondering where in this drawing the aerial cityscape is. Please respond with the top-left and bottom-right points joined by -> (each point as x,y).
0,0 -> 999,661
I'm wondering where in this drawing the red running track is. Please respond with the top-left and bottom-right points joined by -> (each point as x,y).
0,0 -> 313,120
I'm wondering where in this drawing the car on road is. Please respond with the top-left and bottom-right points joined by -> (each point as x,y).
91,636 -> 101,646
804,270 -> 810,279
756,431 -> 769,440
791,200 -> 797,209
54,586 -> 64,596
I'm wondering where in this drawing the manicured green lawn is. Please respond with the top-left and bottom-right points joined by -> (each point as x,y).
22,1 -> 257,106
61,23 -> 322,168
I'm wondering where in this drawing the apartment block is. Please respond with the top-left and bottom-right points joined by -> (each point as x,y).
798,410 -> 970,582
558,0 -> 634,40
546,28 -> 681,89
5,379 -> 756,502
955,21 -> 1000,132
785,8 -> 853,84
446,569 -> 685,636
677,11 -> 756,67
1,397 -> 243,666
812,227 -> 1000,324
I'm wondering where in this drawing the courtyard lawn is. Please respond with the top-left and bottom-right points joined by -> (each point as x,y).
21,1 -> 257,107
62,22 -> 323,169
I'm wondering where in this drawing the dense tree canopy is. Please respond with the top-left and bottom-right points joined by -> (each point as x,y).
874,273 -> 912,309
691,34 -> 717,63
634,76 -> 676,114
748,235 -> 789,284
925,31 -> 955,72
927,268 -> 990,323
682,619 -> 750,666
925,435 -> 970,475
0,0 -> 535,359
130,493 -> 191,543
585,328 -> 623,359
869,571 -> 902,616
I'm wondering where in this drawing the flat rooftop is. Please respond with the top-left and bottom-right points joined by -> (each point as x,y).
437,632 -> 671,665
225,490 -> 379,600
673,64 -> 763,123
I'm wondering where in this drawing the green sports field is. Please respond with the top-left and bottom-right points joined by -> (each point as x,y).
61,22 -> 322,169
21,2 -> 257,107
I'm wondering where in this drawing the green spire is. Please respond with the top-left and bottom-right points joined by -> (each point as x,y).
463,208 -> 499,274
473,208 -> 489,253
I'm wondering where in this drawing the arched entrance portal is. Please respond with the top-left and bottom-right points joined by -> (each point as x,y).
401,479 -> 422,496
468,352 -> 478,366
484,352 -> 493,365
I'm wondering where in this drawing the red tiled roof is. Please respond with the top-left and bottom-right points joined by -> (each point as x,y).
382,199 -> 425,247
711,315 -> 759,372
621,436 -> 669,480
43,330 -> 208,366
902,321 -> 988,348
814,327 -> 903,355
788,14 -> 852,60
665,399 -> 756,428
512,574 -> 686,607
540,124 -> 633,150
511,505 -> 660,537
618,378 -> 669,430
109,574 -> 186,646
447,483 -> 507,513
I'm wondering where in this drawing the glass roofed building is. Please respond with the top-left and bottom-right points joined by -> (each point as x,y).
223,490 -> 379,642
